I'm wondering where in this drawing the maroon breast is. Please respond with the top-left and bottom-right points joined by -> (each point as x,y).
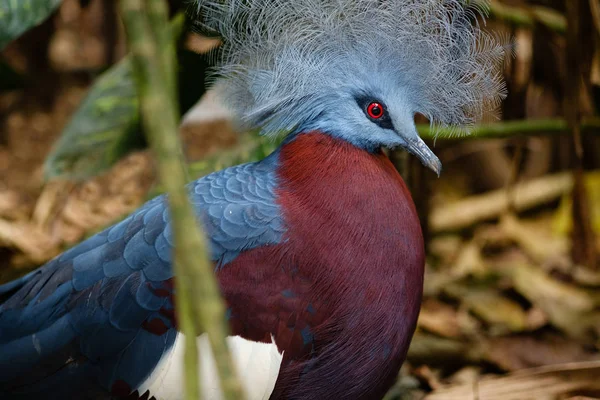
217,132 -> 425,399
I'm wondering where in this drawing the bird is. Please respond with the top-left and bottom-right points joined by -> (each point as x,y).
0,1 -> 506,399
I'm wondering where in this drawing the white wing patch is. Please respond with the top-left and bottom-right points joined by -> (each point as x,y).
139,333 -> 283,400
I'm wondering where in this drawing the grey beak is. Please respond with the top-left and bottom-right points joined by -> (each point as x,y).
403,134 -> 442,177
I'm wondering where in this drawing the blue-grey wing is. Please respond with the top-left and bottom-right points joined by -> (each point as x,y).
0,156 -> 285,398
192,154 -> 285,265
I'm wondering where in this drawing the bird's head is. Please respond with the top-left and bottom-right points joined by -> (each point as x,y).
195,0 -> 508,176
294,68 -> 446,176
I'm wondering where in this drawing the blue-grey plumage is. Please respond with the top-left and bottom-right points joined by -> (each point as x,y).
0,154 -> 285,399
196,0 -> 508,174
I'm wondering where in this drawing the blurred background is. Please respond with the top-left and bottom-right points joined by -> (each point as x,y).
1,0 -> 599,399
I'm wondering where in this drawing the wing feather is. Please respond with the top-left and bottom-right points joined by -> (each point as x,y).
0,156 -> 285,397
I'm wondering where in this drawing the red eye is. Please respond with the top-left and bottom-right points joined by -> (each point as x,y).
367,102 -> 384,119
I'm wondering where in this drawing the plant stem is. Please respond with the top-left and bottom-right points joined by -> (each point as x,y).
146,0 -> 178,106
119,0 -> 245,399
416,118 -> 600,140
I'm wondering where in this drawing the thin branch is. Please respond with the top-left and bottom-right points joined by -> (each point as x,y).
416,118 -> 600,140
119,0 -> 245,399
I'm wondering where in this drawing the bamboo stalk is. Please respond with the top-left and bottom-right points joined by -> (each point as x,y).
565,0 -> 598,269
146,0 -> 178,106
591,0 -> 600,36
119,1 -> 245,399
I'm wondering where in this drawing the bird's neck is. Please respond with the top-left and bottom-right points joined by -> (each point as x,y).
275,130 -> 424,299
273,131 -> 425,398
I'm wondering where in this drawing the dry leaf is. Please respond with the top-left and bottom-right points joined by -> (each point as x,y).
425,361 -> 600,400
418,299 -> 463,338
507,264 -> 600,340
463,290 -> 528,335
486,335 -> 600,371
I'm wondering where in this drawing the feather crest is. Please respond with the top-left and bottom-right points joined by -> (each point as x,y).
194,0 -> 508,136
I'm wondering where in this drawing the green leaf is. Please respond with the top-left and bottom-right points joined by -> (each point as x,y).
0,0 -> 63,50
44,13 -> 196,181
44,56 -> 143,180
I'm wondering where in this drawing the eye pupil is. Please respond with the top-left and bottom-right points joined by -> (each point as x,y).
367,102 -> 384,119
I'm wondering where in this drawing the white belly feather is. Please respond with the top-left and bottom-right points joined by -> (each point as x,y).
138,334 -> 283,400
